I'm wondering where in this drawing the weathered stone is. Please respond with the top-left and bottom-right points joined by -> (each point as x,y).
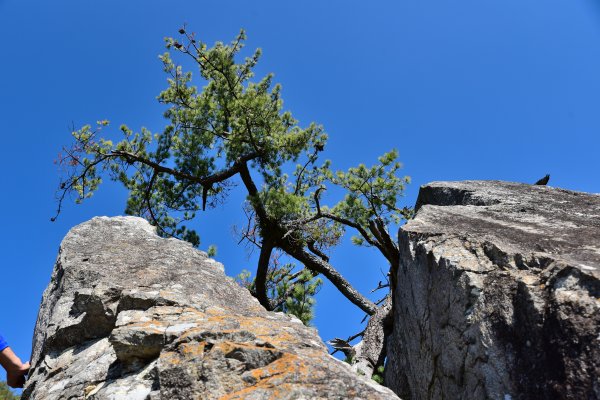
24,216 -> 398,400
386,181 -> 600,400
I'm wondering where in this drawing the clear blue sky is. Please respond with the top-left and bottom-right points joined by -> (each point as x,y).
1,0 -> 599,383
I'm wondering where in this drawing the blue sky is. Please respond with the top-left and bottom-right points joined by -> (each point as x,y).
1,0 -> 599,383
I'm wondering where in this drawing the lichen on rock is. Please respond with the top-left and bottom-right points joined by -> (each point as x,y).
23,216 -> 398,400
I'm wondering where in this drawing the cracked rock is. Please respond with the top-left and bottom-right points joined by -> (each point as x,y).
386,181 -> 600,399
23,216 -> 398,399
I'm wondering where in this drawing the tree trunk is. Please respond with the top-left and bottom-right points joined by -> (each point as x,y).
351,296 -> 392,378
281,242 -> 377,315
255,237 -> 275,310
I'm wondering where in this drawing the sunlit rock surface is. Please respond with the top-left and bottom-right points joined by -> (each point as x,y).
24,216 -> 398,400
387,181 -> 600,399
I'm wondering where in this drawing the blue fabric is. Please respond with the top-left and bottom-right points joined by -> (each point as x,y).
0,334 -> 8,351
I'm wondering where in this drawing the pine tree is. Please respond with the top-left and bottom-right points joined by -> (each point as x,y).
0,381 -> 19,400
55,28 -> 411,375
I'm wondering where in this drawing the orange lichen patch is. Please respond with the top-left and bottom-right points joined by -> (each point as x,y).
212,341 -> 239,354
212,341 -> 275,356
218,383 -> 295,400
180,341 -> 207,357
180,306 -> 206,316
247,352 -> 309,382
175,325 -> 221,343
301,348 -> 325,360
235,317 -> 297,345
157,289 -> 180,299
153,304 -> 315,368
203,306 -> 223,315
210,349 -> 312,400
222,356 -> 307,399
159,352 -> 180,366
202,312 -> 240,324
120,321 -> 168,335
206,314 -> 296,343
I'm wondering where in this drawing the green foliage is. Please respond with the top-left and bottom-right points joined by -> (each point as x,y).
279,269 -> 322,324
0,381 -> 19,400
372,365 -> 386,385
56,28 -> 410,323
207,245 -> 217,257
58,29 -> 326,243
235,258 -> 322,325
325,149 -> 410,246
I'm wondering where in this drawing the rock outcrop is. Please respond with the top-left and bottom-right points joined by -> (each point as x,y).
386,181 -> 600,399
24,216 -> 398,400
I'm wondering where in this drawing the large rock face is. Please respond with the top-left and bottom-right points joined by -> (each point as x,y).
24,216 -> 398,400
386,181 -> 600,399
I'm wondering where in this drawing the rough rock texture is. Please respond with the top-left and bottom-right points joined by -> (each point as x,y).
351,295 -> 392,378
386,181 -> 600,400
24,216 -> 398,400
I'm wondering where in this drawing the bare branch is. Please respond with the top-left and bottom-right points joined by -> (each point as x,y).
329,330 -> 365,356
52,153 -> 110,221
307,240 -> 329,262
370,281 -> 390,293
111,150 -> 258,188
294,151 -> 318,195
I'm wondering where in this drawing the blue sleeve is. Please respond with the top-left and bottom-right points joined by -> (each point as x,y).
0,335 -> 8,351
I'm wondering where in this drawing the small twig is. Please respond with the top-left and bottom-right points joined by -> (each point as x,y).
329,329 -> 366,355
375,296 -> 388,306
370,281 -> 390,293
